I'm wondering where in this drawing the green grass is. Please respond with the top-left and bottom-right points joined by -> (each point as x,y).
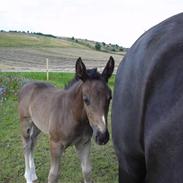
0,32 -> 88,48
0,72 -> 118,183
0,72 -> 75,88
0,32 -> 125,55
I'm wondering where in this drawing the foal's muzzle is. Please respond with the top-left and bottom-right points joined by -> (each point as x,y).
93,128 -> 109,145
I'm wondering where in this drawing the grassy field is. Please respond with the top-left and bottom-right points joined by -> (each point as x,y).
0,72 -> 118,183
0,32 -> 124,72
0,32 -> 125,52
0,32 -> 87,48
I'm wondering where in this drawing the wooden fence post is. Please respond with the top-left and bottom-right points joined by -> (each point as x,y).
46,58 -> 49,80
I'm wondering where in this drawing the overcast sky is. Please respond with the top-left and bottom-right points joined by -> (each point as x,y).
1,0 -> 183,47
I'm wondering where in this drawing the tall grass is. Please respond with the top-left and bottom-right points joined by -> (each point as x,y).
0,72 -> 115,88
0,72 -> 74,88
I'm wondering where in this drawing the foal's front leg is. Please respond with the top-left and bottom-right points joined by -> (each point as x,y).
75,140 -> 92,183
48,140 -> 64,183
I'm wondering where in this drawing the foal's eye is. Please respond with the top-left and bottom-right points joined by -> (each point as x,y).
83,96 -> 90,105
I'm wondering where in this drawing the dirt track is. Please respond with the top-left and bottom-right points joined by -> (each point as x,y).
0,48 -> 123,73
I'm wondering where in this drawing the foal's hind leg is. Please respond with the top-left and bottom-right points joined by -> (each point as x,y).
75,140 -> 92,183
21,118 -> 40,183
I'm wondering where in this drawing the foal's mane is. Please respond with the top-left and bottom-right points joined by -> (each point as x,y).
64,68 -> 101,89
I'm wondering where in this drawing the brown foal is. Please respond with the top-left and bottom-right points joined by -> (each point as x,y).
18,57 -> 114,183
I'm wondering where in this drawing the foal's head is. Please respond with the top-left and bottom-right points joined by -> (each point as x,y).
75,56 -> 115,145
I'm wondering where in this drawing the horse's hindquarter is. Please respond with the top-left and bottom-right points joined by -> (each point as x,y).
27,83 -> 58,134
112,13 -> 183,182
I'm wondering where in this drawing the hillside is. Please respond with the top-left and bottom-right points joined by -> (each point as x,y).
0,31 -> 125,72
0,32 -> 87,48
0,31 -> 125,52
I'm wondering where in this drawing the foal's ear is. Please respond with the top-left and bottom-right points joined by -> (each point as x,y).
75,57 -> 88,81
102,56 -> 115,82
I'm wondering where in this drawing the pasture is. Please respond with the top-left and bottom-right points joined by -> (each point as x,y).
0,32 -> 123,72
0,72 -> 118,183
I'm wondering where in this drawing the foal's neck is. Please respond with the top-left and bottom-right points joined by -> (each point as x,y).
67,81 -> 87,122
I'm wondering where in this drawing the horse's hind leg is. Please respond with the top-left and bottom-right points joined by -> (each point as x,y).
20,117 -> 40,183
75,140 -> 92,183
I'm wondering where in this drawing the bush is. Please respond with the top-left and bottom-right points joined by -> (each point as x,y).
95,42 -> 101,50
119,47 -> 124,52
0,77 -> 25,102
102,42 -> 106,46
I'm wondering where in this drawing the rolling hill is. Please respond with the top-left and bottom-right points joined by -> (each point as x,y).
0,31 -> 87,48
0,31 -> 125,72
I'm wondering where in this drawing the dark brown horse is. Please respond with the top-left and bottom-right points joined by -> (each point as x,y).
19,57 -> 114,183
112,13 -> 183,183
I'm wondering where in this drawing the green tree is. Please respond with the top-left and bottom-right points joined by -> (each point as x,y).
95,42 -> 101,50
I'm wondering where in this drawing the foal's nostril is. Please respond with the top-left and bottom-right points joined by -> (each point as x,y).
95,130 -> 109,145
